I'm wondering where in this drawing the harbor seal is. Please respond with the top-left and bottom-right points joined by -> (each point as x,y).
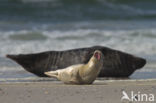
6,45 -> 146,77
45,50 -> 103,84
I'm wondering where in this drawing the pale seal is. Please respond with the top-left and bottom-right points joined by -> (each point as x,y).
6,45 -> 146,77
45,50 -> 103,84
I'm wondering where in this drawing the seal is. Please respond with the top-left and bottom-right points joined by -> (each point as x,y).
44,50 -> 103,84
6,45 -> 146,77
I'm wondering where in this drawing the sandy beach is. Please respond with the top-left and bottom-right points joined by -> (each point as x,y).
0,1 -> 156,103
0,79 -> 156,103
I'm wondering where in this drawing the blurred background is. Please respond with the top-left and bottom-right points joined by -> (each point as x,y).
0,0 -> 156,80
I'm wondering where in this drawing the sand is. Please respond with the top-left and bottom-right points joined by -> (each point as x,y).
0,79 -> 156,103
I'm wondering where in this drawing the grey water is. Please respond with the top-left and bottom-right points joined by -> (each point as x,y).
0,0 -> 156,81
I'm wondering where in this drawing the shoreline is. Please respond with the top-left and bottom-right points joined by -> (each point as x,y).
0,79 -> 156,103
1,77 -> 156,83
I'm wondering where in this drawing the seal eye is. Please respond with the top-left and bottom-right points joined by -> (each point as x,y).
94,52 -> 101,60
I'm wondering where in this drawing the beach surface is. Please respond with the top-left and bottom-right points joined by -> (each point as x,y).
0,79 -> 156,103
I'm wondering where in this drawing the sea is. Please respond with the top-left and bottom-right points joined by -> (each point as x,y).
0,0 -> 156,82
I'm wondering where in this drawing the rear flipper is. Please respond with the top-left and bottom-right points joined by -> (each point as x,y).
44,71 -> 59,78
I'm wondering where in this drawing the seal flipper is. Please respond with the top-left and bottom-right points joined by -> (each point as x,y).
44,71 -> 59,78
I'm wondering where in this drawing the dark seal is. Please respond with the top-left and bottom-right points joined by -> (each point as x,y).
6,46 -> 146,77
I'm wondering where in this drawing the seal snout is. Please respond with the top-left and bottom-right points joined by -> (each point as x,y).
6,54 -> 17,61
6,54 -> 11,58
94,50 -> 101,60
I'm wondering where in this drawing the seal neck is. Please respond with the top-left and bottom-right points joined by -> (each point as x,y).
87,56 -> 98,68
